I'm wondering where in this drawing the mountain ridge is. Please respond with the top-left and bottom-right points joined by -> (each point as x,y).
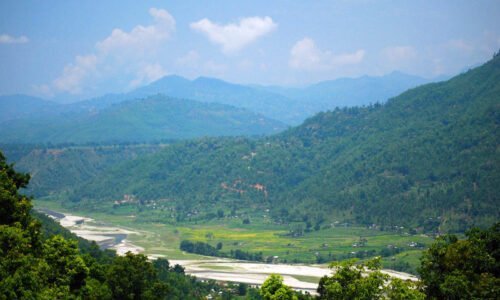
0,95 -> 286,144
1,71 -> 432,126
13,55 -> 498,233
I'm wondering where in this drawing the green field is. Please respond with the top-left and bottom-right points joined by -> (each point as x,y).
34,198 -> 432,273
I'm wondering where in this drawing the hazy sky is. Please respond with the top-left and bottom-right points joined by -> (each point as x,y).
1,0 -> 499,100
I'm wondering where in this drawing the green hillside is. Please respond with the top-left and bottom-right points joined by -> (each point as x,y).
47,55 -> 498,232
0,95 -> 286,144
130,73 -> 428,125
0,150 -> 264,299
5,144 -> 165,197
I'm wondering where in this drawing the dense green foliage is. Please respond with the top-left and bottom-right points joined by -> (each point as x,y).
260,274 -> 299,300
36,55 -> 500,232
180,240 -> 264,261
0,95 -> 285,144
418,223 -> 500,299
0,151 -> 263,299
2,142 -> 500,298
2,143 -> 164,197
180,240 -> 219,256
257,274 -> 315,300
317,258 -> 424,299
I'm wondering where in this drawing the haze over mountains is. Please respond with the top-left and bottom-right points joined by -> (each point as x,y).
6,54 -> 499,233
254,71 -> 428,109
0,96 -> 286,144
2,2 -> 499,298
0,71 -> 430,144
3,55 -> 497,233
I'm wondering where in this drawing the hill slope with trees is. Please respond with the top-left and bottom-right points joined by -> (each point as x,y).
2,147 -> 498,298
0,72 -> 429,126
0,95 -> 286,144
46,54 -> 500,232
0,151 -> 274,299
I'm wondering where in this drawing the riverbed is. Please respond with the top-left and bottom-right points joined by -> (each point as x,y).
40,208 -> 144,255
41,209 -> 417,292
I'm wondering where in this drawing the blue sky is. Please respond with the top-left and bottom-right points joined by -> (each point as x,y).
1,0 -> 499,101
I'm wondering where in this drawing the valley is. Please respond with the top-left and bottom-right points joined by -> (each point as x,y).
9,55 -> 499,237
38,205 -> 419,292
2,55 -> 496,291
1,2 -> 498,298
35,198 -> 432,275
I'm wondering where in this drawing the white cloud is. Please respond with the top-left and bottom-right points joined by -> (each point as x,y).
46,8 -> 175,95
289,38 -> 365,71
190,16 -> 276,54
53,55 -> 98,94
96,8 -> 174,55
129,63 -> 168,88
0,34 -> 29,44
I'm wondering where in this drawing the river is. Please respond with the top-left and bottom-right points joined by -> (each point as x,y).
41,209 -> 417,292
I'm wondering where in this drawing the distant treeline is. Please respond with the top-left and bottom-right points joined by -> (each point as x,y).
34,54 -> 500,234
180,240 -> 264,262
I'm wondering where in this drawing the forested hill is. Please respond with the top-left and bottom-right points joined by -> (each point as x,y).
126,72 -> 428,125
0,72 -> 428,127
0,95 -> 286,144
19,55 -> 500,232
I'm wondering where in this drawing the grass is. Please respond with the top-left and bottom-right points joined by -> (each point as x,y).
174,216 -> 431,270
34,198 -> 433,273
202,264 -> 236,271
291,275 -> 322,284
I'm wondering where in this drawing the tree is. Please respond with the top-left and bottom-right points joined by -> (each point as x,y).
43,235 -> 89,292
0,225 -> 48,299
419,223 -> 500,299
0,152 -> 32,228
237,282 -> 248,296
260,274 -> 297,300
0,152 -> 53,298
386,278 -> 425,300
107,252 -> 161,300
317,257 -> 424,300
153,258 -> 170,281
0,150 -> 223,299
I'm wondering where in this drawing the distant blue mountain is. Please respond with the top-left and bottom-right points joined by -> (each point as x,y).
127,75 -> 302,124
0,71 -> 433,129
0,95 -> 286,144
127,72 -> 430,124
0,94 -> 62,122
254,71 -> 429,108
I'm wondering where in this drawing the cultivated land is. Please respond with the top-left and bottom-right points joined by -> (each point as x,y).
35,198 -> 433,274
39,204 -> 419,293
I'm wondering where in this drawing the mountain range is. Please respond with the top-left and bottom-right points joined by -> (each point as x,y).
0,71 -> 431,144
6,54 -> 499,233
0,95 -> 286,144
